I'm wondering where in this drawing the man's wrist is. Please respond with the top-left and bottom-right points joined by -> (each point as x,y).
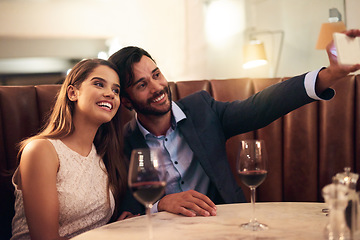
150,200 -> 160,214
317,67 -> 334,93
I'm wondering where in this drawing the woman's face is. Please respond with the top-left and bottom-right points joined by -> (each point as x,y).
69,65 -> 121,125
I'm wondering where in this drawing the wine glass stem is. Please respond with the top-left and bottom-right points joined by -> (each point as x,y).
250,186 -> 256,223
146,207 -> 153,240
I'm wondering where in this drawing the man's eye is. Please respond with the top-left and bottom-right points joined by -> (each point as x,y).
138,82 -> 146,89
153,72 -> 160,79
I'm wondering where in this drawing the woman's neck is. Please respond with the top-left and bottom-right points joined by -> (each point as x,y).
61,114 -> 99,157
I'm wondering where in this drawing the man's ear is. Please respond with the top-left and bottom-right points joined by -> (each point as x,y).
121,96 -> 133,111
67,85 -> 78,102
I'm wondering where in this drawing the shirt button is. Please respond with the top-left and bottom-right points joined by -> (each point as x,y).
165,138 -> 168,141
181,181 -> 184,184
174,161 -> 178,164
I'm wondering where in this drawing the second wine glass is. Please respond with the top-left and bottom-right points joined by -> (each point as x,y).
237,139 -> 268,231
128,148 -> 166,240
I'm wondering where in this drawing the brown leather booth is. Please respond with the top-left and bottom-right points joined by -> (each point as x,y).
1,75 -> 360,239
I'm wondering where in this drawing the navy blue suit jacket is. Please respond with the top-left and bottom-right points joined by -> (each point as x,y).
119,73 -> 330,215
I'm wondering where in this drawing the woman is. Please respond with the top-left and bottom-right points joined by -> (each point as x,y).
11,59 -> 128,240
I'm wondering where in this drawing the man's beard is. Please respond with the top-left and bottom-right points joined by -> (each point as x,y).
129,85 -> 172,116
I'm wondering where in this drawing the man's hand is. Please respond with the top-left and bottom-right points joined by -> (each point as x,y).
317,29 -> 360,93
157,190 -> 217,217
117,211 -> 140,221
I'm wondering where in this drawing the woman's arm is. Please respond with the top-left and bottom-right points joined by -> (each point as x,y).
18,139 -> 66,240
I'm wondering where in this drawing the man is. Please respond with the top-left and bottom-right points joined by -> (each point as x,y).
109,29 -> 360,218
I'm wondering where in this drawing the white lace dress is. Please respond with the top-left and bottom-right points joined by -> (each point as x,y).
11,139 -> 115,239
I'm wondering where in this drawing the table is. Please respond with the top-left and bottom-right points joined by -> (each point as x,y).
72,202 -> 328,240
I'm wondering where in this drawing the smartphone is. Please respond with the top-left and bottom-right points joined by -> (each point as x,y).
333,32 -> 360,65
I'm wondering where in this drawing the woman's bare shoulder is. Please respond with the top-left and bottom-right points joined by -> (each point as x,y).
20,138 -> 59,170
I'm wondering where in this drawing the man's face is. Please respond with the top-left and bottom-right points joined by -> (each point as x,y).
122,55 -> 172,117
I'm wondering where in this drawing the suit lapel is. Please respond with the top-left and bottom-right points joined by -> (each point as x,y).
125,119 -> 149,157
177,112 -> 217,181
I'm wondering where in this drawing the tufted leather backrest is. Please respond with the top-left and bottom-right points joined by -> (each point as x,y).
1,75 -> 359,239
0,85 -> 61,239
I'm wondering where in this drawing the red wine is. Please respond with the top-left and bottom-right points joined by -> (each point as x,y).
238,170 -> 267,187
130,181 -> 166,205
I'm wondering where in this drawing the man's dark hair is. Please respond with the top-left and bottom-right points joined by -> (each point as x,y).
108,46 -> 155,97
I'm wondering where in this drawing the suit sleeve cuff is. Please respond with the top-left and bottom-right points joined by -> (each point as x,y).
305,67 -> 335,100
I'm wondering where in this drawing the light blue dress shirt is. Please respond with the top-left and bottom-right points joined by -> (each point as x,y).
136,102 -> 210,213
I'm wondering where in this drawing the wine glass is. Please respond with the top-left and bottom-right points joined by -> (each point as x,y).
128,148 -> 166,240
237,139 -> 268,231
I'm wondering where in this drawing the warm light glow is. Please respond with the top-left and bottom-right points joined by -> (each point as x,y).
243,59 -> 267,69
106,37 -> 122,57
242,40 -> 268,69
97,51 -> 108,60
205,0 -> 245,44
316,21 -> 346,49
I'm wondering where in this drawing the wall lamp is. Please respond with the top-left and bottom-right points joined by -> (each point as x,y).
242,40 -> 267,69
243,30 -> 284,77
316,8 -> 346,49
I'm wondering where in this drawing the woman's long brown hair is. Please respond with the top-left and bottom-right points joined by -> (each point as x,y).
17,58 -> 127,221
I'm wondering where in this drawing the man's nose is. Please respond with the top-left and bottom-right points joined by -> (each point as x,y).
149,78 -> 163,92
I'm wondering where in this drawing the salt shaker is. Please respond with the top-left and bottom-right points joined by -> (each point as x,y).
335,167 -> 359,238
322,181 -> 351,240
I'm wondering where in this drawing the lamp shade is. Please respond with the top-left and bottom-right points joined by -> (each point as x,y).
242,40 -> 268,69
316,21 -> 346,49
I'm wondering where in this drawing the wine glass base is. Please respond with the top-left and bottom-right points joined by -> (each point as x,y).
240,221 -> 268,231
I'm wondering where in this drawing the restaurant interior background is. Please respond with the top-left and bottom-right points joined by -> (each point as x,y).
0,0 -> 359,86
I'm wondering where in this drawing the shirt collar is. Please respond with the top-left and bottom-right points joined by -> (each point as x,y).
136,101 -> 186,138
